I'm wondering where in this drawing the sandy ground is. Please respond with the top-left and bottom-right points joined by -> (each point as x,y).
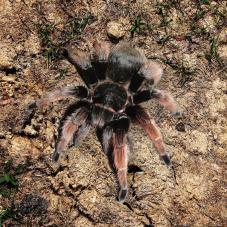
0,0 -> 227,226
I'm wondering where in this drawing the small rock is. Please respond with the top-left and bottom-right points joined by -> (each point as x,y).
24,125 -> 38,136
219,28 -> 227,44
0,43 -> 17,68
0,132 -> 6,139
19,194 -> 48,216
1,75 -> 16,83
175,122 -> 186,132
182,53 -> 197,71
24,33 -> 41,55
106,21 -> 127,39
187,130 -> 208,154
198,15 -> 216,32
217,45 -> 227,61
10,136 -> 40,159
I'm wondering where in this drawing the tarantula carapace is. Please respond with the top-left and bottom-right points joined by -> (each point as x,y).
31,41 -> 181,202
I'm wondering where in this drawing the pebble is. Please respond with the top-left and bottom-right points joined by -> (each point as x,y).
1,75 -> 16,83
106,21 -> 126,39
24,125 -> 38,136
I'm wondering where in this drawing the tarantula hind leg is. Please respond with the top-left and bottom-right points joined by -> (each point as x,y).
112,116 -> 130,202
96,126 -> 113,155
96,119 -> 129,202
53,102 -> 90,162
127,106 -> 171,165
96,126 -> 114,174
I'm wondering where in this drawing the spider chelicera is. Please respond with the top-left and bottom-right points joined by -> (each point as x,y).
29,41 -> 181,202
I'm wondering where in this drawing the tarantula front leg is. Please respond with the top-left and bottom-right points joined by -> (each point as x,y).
136,60 -> 182,115
152,89 -> 182,115
138,60 -> 163,86
133,89 -> 182,116
127,106 -> 171,165
96,126 -> 113,155
53,102 -> 90,162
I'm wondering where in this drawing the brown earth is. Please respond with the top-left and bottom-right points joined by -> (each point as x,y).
0,0 -> 227,226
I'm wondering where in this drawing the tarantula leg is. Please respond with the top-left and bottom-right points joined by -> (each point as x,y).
92,41 -> 111,80
20,86 -> 88,128
96,126 -> 114,171
133,89 -> 182,115
152,89 -> 182,115
73,122 -> 91,146
53,103 -> 90,162
91,105 -> 114,127
138,60 -> 163,86
96,126 -> 113,154
96,120 -> 130,202
114,143 -> 129,202
36,86 -> 88,110
65,47 -> 98,87
133,90 -> 153,104
129,74 -> 144,93
112,116 -> 130,202
126,106 -> 171,165
143,119 -> 170,165
131,59 -> 162,94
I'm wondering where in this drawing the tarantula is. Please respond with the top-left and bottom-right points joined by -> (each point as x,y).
30,41 -> 181,202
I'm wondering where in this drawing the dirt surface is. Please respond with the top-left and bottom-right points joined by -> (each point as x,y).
0,0 -> 227,226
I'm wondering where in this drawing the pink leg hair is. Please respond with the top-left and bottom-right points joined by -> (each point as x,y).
36,86 -> 79,110
113,131 -> 129,202
139,60 -> 163,86
138,60 -> 182,115
92,40 -> 111,61
134,107 -> 171,165
153,89 -> 182,115
53,107 -> 89,162
102,126 -> 113,154
143,120 -> 166,156
65,47 -> 91,69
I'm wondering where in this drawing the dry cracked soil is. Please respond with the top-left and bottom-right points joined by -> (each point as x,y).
0,0 -> 227,226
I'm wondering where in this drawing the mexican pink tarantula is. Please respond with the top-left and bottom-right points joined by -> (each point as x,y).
31,41 -> 181,202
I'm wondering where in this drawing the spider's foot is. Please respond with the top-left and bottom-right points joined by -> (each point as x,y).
52,151 -> 60,162
118,188 -> 128,202
161,154 -> 171,166
28,101 -> 37,110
